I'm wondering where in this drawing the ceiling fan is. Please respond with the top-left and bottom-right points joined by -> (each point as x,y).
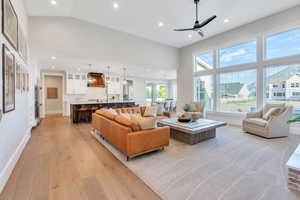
174,0 -> 217,37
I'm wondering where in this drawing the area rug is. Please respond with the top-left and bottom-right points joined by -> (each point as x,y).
91,126 -> 300,200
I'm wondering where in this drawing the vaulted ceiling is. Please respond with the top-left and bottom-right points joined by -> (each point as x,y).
25,0 -> 300,48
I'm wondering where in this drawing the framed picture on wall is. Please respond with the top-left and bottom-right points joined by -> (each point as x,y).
16,62 -> 20,90
21,66 -> 25,92
18,26 -> 27,61
2,44 -> 15,113
2,0 -> 18,50
26,71 -> 29,91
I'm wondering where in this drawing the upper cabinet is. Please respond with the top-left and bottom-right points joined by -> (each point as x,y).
108,76 -> 121,94
66,72 -> 87,94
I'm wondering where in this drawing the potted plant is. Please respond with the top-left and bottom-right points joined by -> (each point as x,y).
288,117 -> 300,123
183,104 -> 192,112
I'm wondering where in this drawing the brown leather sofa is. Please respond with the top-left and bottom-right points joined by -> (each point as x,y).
92,107 -> 170,160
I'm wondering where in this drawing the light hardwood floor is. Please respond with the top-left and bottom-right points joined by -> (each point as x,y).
0,115 -> 161,200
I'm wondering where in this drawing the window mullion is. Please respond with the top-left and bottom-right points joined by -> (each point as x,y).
257,35 -> 264,111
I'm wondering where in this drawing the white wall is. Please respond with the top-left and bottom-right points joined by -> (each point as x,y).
29,16 -> 179,79
178,5 -> 300,125
0,0 -> 36,193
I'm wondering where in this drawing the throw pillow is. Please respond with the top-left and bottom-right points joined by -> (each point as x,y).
107,108 -> 118,115
143,106 -> 157,117
189,103 -> 197,112
120,113 -> 131,119
263,103 -> 285,116
131,115 -> 156,130
262,107 -> 281,121
115,115 -> 141,131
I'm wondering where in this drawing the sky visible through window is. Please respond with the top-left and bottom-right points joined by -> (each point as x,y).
196,53 -> 213,66
266,28 -> 300,59
219,41 -> 257,67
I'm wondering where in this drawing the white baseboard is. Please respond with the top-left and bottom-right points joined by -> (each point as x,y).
0,132 -> 31,193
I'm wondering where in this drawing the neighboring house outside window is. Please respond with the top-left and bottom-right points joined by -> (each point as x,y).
269,73 -> 300,100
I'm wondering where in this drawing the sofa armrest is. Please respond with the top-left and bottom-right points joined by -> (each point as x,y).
265,106 -> 293,137
246,110 -> 262,119
126,127 -> 170,157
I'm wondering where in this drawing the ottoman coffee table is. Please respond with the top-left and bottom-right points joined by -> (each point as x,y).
157,118 -> 226,145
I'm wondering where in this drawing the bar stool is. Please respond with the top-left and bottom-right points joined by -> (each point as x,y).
88,107 -> 98,121
77,107 -> 89,123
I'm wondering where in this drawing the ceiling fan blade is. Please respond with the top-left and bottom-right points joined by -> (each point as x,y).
174,28 -> 194,31
198,15 -> 217,28
197,30 -> 204,37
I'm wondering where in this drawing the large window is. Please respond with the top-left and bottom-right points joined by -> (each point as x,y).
266,28 -> 300,60
194,76 -> 214,111
192,27 -> 300,116
219,41 -> 257,67
146,82 -> 168,105
264,64 -> 300,117
219,70 -> 257,113
194,52 -> 213,72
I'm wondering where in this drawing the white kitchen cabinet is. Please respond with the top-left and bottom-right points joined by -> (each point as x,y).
66,72 -> 87,94
108,76 -> 121,94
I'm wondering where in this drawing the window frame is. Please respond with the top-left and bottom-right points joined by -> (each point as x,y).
193,51 -> 215,73
193,75 -> 215,112
218,40 -> 258,68
264,27 -> 300,61
217,68 -> 257,113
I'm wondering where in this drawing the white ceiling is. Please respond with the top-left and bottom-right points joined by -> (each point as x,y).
25,0 -> 300,48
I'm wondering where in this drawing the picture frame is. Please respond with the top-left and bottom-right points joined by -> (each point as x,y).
18,26 -> 27,61
21,66 -> 25,92
2,44 -> 15,113
26,71 -> 29,91
16,62 -> 20,90
2,0 -> 18,50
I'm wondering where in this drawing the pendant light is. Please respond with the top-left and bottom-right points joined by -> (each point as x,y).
122,67 -> 127,85
106,66 -> 111,84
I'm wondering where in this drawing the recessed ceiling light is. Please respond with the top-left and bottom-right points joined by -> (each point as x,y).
113,2 -> 119,9
51,56 -> 56,60
188,34 -> 193,38
50,0 -> 57,5
158,21 -> 164,27
224,18 -> 229,23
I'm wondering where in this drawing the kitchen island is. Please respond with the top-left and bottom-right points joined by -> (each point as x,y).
70,101 -> 135,123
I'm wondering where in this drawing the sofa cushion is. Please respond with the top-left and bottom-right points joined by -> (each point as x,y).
131,115 -> 156,130
262,107 -> 281,121
115,115 -> 140,131
96,109 -> 117,120
144,106 -> 157,117
263,102 -> 285,116
244,118 -> 268,127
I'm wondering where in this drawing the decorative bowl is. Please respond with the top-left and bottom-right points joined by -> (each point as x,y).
178,117 -> 191,123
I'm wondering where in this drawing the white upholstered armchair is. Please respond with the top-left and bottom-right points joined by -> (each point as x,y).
185,102 -> 206,118
243,103 -> 293,138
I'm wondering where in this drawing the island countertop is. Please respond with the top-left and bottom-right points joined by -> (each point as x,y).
70,101 -> 136,123
70,101 -> 135,105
